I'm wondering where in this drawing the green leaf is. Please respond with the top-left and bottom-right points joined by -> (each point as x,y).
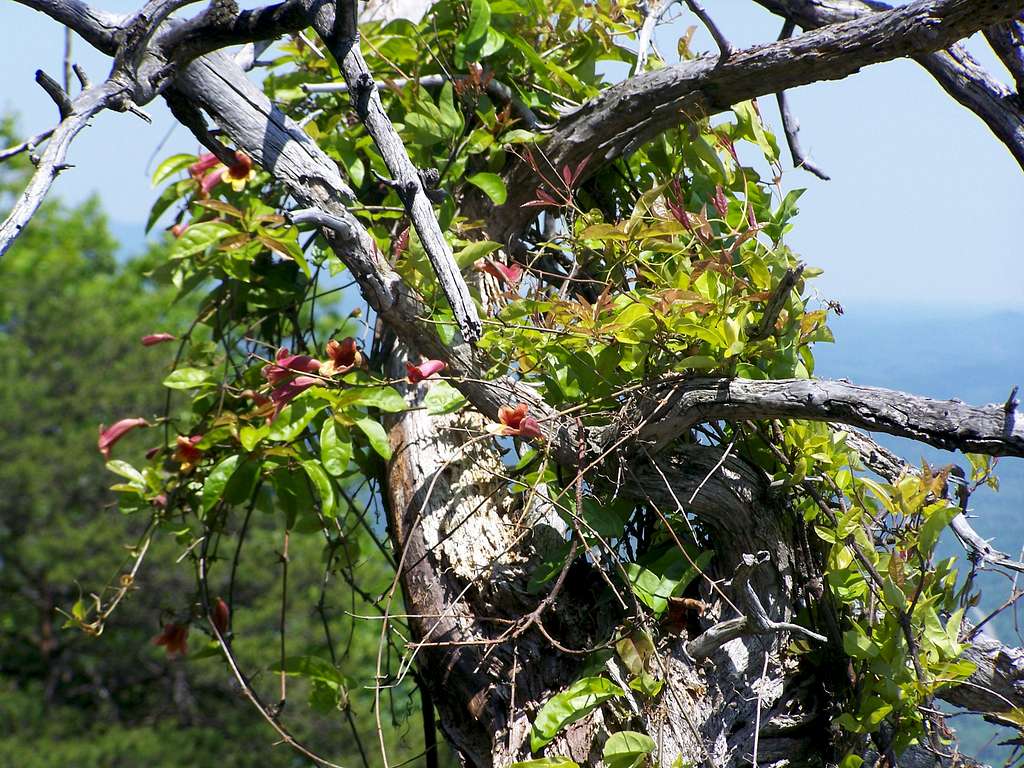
510,760 -> 579,768
334,385 -> 407,413
356,417 -> 392,459
437,81 -> 465,137
454,239 -> 502,269
105,460 -> 145,485
320,420 -> 353,476
918,502 -> 959,554
271,655 -> 347,686
424,381 -> 468,414
168,221 -> 237,259
239,424 -> 268,452
530,676 -> 624,752
202,455 -> 241,513
625,548 -> 713,615
258,234 -> 310,278
151,153 -> 196,187
162,367 -> 212,389
462,0 -> 492,50
302,459 -> 336,517
146,179 -> 190,233
467,173 -> 507,204
266,399 -> 326,442
615,631 -> 655,678
842,626 -> 879,660
602,731 -> 655,768
271,466 -> 314,529
223,456 -> 261,505
675,355 -> 719,370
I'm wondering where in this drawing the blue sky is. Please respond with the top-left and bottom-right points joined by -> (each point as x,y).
1,0 -> 1022,307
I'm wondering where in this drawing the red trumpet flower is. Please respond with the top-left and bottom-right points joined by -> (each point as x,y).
405,359 -> 446,384
98,418 -> 148,460
153,622 -> 189,657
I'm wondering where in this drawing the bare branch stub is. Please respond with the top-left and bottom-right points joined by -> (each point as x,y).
36,69 -> 73,118
687,552 -> 826,660
747,263 -> 805,342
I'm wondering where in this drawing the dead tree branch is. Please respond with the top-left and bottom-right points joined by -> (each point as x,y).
752,0 -> 1024,172
300,0 -> 482,342
0,76 -> 131,257
616,376 -> 1024,459
687,552 -> 826,660
482,0 -> 1024,246
775,20 -> 830,179
985,15 -> 1024,93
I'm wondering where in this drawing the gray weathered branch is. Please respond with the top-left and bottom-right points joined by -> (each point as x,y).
753,0 -> 1024,172
613,376 -> 1024,459
687,551 -> 826,660
481,0 -> 1024,245
0,128 -> 55,163
985,14 -> 1024,94
0,77 -> 131,258
301,0 -> 482,342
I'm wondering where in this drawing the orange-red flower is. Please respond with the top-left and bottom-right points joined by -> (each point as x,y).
174,434 -> 203,468
320,337 -> 362,377
224,151 -> 256,191
188,153 -> 219,179
200,168 -> 225,196
141,333 -> 176,347
212,598 -> 230,636
405,359 -> 446,384
98,418 -> 148,460
153,622 -> 189,657
263,347 -> 322,386
475,259 -> 523,287
490,403 -> 543,439
269,376 -> 320,419
263,348 -> 324,420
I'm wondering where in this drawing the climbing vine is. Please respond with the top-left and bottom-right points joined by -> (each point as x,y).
66,0 -> 990,764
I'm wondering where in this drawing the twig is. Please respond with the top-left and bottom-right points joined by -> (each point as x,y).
72,63 -> 90,89
683,0 -> 732,62
775,21 -> 830,180
63,26 -> 73,92
197,542 -> 349,768
0,128 -> 55,163
686,552 -> 826,659
634,0 -> 678,75
0,76 -> 130,258
748,264 -> 804,342
278,529 -> 290,709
